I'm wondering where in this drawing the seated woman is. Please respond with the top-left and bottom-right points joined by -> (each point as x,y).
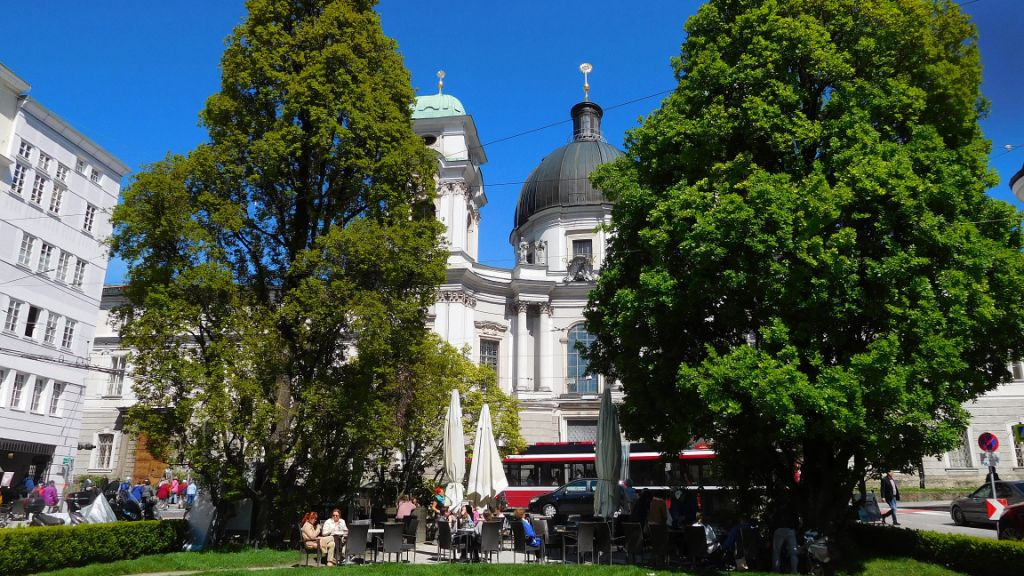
300,511 -> 336,566
514,508 -> 542,559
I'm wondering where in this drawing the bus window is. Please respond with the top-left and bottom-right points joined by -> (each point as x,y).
548,466 -> 564,486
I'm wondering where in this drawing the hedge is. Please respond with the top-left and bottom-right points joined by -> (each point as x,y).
0,519 -> 187,576
847,522 -> 1024,576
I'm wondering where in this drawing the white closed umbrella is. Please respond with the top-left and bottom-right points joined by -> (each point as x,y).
467,403 -> 509,506
594,386 -> 623,518
443,388 -> 466,508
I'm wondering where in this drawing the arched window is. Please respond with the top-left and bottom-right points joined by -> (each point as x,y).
567,324 -> 597,394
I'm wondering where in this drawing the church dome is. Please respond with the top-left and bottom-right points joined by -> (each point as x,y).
413,93 -> 466,119
514,101 -> 623,230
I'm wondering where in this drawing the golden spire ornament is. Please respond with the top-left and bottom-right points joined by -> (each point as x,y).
437,70 -> 445,95
579,63 -> 592,101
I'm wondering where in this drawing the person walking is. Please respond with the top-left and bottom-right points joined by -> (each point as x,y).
170,477 -> 179,507
186,480 -> 198,508
880,471 -> 900,526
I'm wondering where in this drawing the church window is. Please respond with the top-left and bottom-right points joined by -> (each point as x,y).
566,419 -> 598,443
567,324 -> 597,394
479,339 -> 499,381
572,239 -> 593,259
947,429 -> 974,468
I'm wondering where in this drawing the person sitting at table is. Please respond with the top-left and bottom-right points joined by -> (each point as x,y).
396,494 -> 416,521
514,508 -> 543,560
648,493 -> 669,526
321,508 -> 348,563
300,511 -> 336,566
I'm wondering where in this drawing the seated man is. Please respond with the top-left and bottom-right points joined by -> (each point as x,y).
321,508 -> 348,564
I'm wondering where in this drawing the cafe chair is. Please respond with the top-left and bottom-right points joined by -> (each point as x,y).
565,521 -> 596,564
298,523 -> 320,566
594,521 -> 622,564
479,521 -> 502,563
435,519 -> 457,562
403,516 -> 419,545
530,516 -> 551,561
381,522 -> 415,562
684,525 -> 713,569
510,520 -> 544,563
648,522 -> 670,567
621,521 -> 646,565
345,523 -> 370,564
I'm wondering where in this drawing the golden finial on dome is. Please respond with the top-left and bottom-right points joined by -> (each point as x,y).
437,70 -> 445,95
579,63 -> 592,101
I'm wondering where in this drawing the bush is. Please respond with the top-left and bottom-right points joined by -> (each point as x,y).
848,523 -> 1024,576
0,520 -> 187,576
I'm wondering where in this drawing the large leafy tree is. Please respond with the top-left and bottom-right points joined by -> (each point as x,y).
111,0 -> 448,541
586,0 -> 1024,533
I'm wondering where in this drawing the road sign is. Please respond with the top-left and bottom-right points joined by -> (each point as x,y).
978,432 -> 999,452
981,452 -> 1001,467
987,498 -> 1009,520
1014,424 -> 1024,443
62,457 -> 73,466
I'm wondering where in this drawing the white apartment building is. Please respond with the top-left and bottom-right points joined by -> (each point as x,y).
0,62 -> 127,498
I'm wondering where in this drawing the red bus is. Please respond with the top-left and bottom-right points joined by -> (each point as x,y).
499,442 -> 717,508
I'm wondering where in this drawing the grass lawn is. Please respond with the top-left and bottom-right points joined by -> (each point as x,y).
35,553 -> 966,576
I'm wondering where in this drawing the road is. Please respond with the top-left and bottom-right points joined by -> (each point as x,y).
880,502 -> 996,539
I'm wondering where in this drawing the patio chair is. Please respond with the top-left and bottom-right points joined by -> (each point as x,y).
594,520 -> 622,564
531,516 -> 550,561
510,520 -> 543,563
403,516 -> 419,545
648,522 -> 670,567
381,522 -> 414,562
346,523 -> 370,564
435,519 -> 457,562
565,521 -> 596,564
479,521 -> 502,563
621,521 -> 646,565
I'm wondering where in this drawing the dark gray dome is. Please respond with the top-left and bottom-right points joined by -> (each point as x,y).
514,101 -> 623,230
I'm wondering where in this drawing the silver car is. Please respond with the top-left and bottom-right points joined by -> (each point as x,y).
950,481 -> 1024,525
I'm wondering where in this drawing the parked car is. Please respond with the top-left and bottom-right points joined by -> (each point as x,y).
950,481 -> 1024,526
527,478 -> 597,518
997,501 -> 1024,540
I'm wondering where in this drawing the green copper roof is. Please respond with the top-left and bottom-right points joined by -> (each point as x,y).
412,93 -> 466,119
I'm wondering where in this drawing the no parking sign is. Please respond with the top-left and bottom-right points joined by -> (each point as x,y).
978,432 -> 999,453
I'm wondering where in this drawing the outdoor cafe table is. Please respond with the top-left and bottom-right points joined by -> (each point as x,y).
455,527 -> 476,560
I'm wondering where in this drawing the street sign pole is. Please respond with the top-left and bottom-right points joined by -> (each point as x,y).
988,450 -> 996,498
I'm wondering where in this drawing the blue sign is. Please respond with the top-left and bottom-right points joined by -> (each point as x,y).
978,432 -> 999,453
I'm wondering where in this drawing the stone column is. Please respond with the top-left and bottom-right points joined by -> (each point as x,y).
538,302 -> 552,392
515,300 -> 530,392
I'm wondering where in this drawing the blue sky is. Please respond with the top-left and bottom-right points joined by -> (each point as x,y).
1,0 -> 1020,283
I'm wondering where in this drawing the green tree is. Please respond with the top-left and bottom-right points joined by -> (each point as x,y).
586,0 -> 1024,534
111,0 -> 446,542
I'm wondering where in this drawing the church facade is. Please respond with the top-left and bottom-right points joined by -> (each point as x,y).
412,89 -> 622,446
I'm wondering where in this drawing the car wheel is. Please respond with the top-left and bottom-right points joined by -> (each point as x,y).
951,506 -> 966,526
542,504 -> 558,517
998,524 -> 1023,541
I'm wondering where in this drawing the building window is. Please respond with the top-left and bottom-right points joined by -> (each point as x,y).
18,139 -> 34,160
24,306 -> 41,338
72,258 -> 87,288
107,356 -> 127,396
572,239 -> 593,258
37,243 -> 54,274
49,382 -> 63,416
90,168 -> 102,184
97,433 -> 114,469
10,373 -> 26,408
61,319 -> 76,350
12,163 -> 28,195
30,174 -> 47,205
48,187 -> 63,214
76,158 -> 88,173
566,419 -> 599,443
55,251 -> 71,283
43,313 -> 59,345
480,339 -> 499,379
18,233 -> 35,267
56,163 -> 69,183
1012,361 -> 1024,381
947,429 -> 974,468
83,204 -> 96,233
37,153 -> 51,173
567,324 -> 597,394
4,300 -> 23,333
29,379 -> 45,412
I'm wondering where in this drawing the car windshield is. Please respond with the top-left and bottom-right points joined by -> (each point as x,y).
972,485 -> 993,499
1015,482 -> 1024,494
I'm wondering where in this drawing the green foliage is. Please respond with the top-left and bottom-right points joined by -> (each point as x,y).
109,0 -> 447,541
34,548 -> 296,576
0,520 -> 186,576
847,523 -> 1024,576
586,0 -> 1024,533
